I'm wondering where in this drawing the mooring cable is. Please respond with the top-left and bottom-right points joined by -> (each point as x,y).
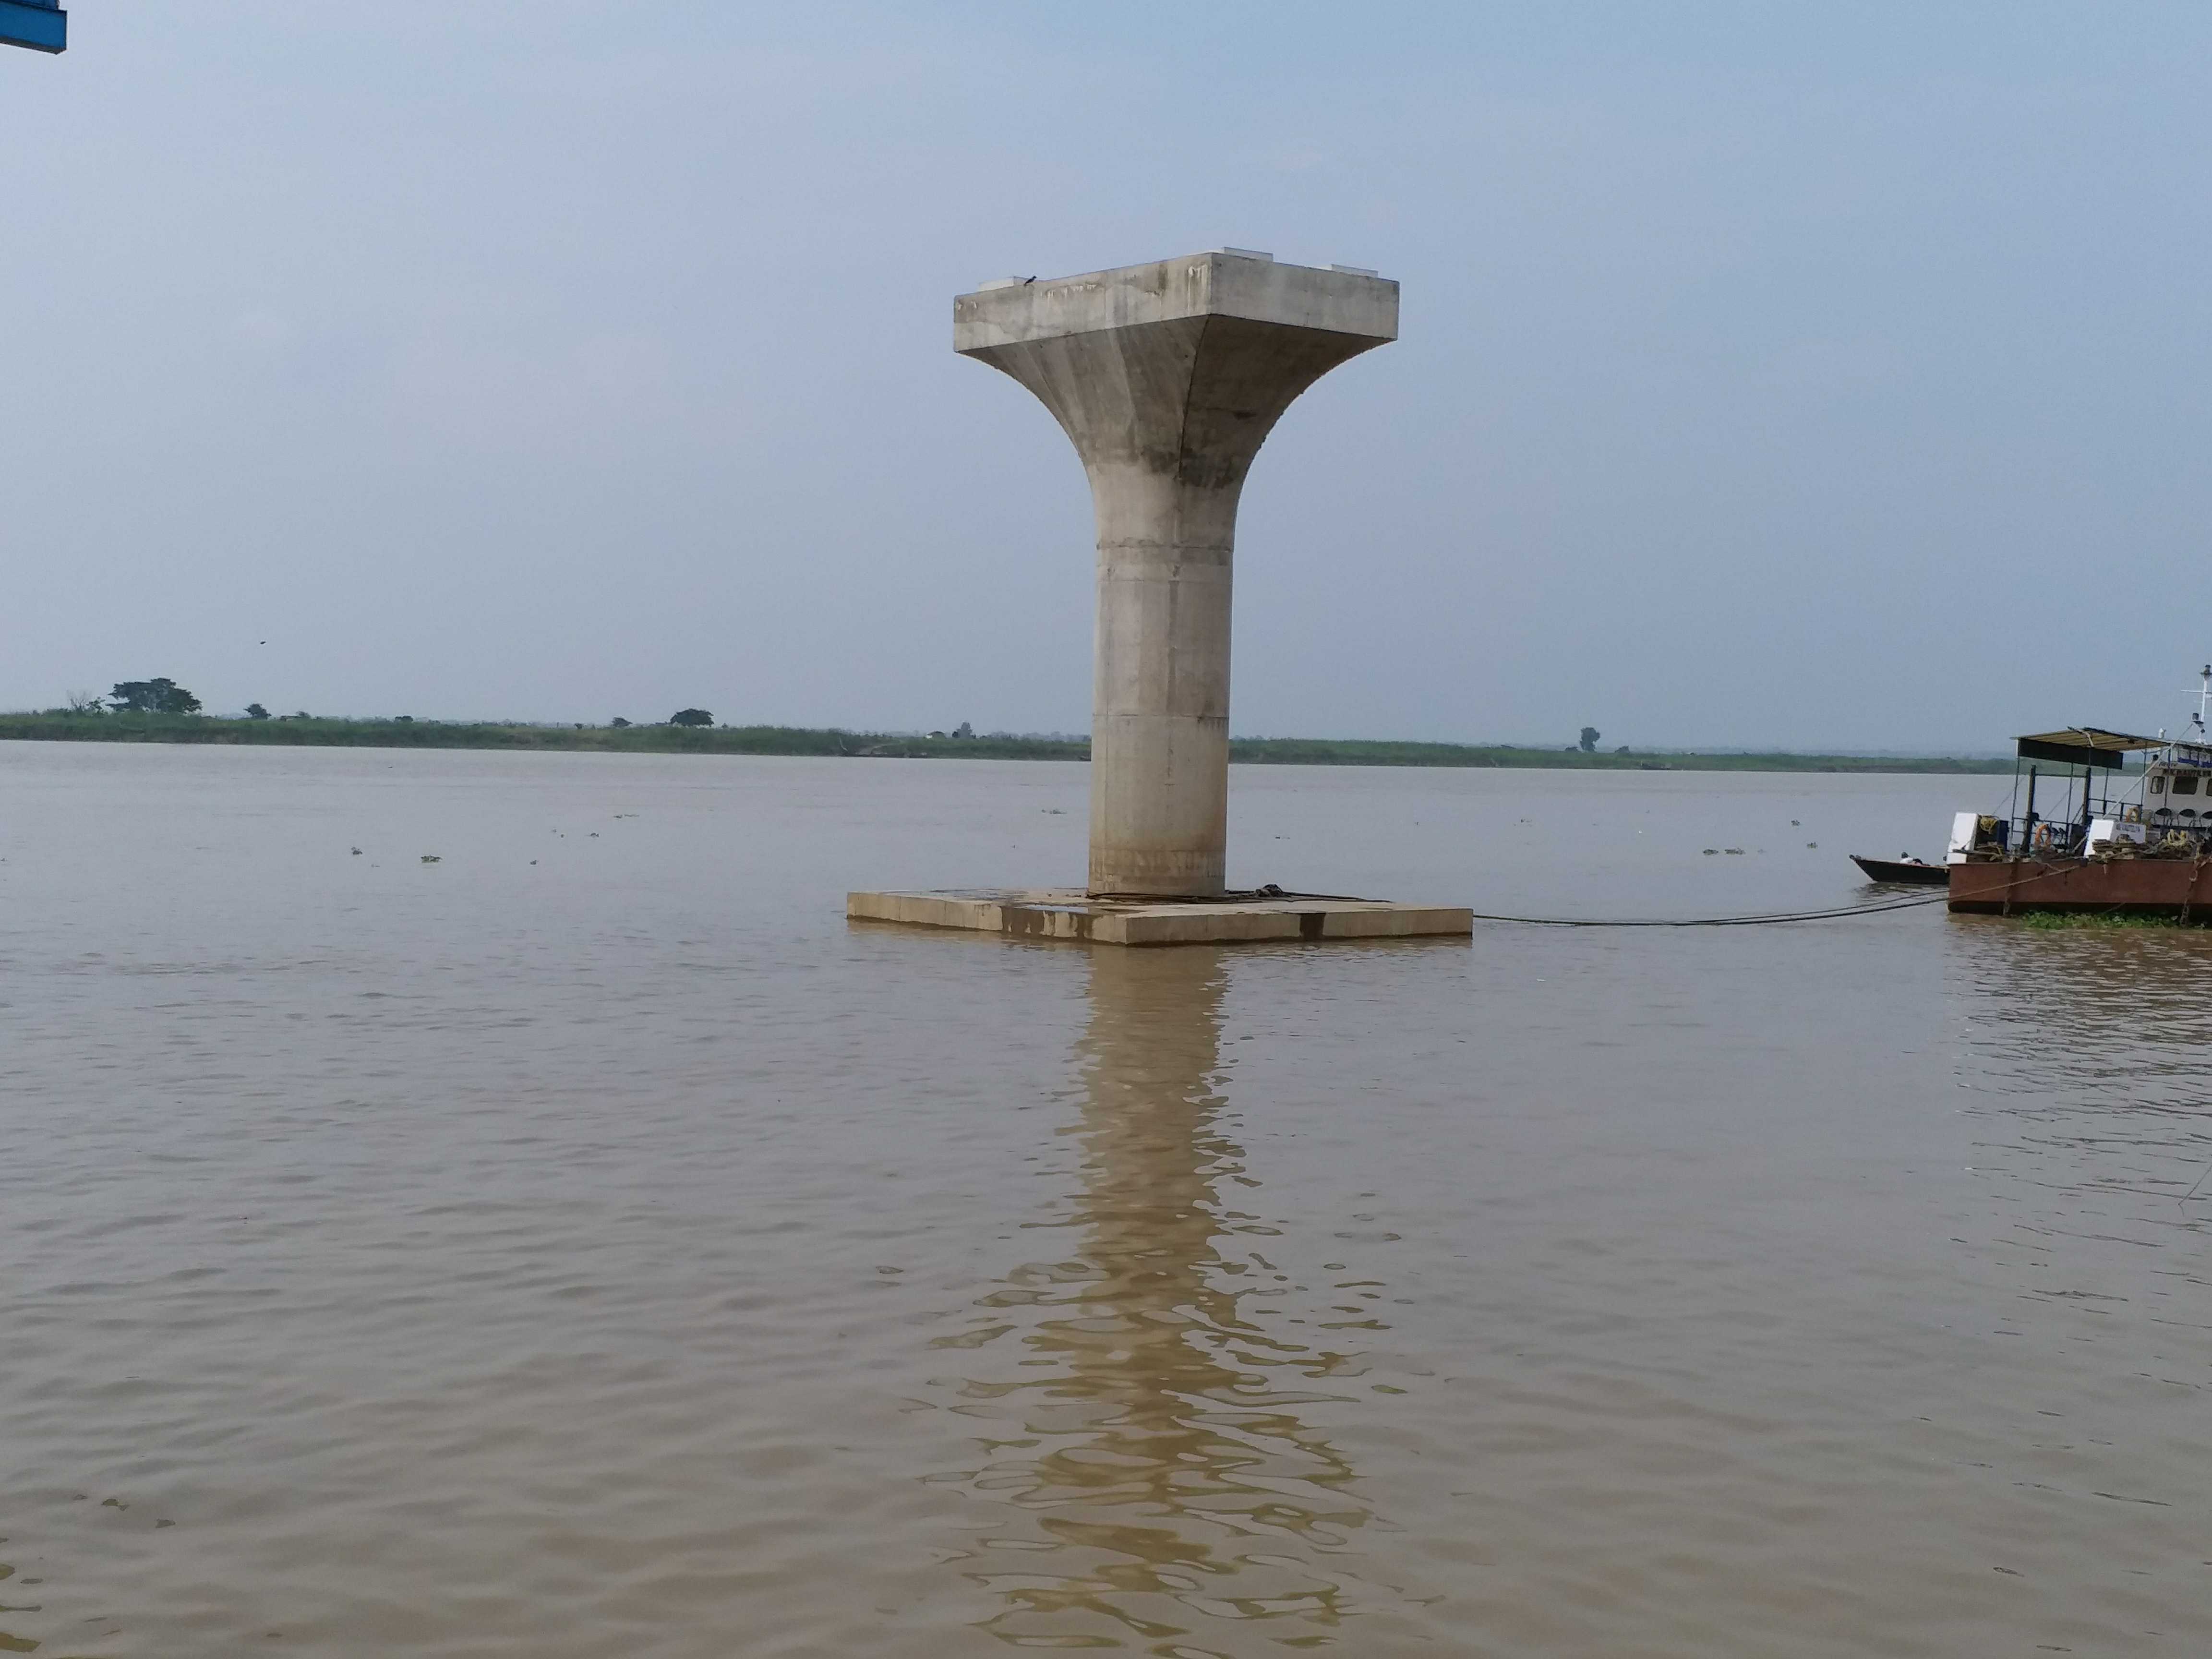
1102,882 -> 1966,927
1466,860 -> 2138,927
1465,890 -> 1957,927
1106,863 -> 2191,927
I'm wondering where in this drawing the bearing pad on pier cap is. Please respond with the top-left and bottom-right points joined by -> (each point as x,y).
849,250 -> 1467,946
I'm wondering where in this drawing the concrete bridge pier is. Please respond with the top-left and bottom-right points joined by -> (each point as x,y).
848,251 -> 1470,944
954,252 -> 1398,897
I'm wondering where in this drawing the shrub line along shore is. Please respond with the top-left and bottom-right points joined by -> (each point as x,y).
0,712 -> 2012,773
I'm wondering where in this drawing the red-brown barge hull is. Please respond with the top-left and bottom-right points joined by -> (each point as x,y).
1948,858 -> 2212,917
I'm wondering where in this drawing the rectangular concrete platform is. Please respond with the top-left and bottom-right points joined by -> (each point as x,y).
847,889 -> 1473,947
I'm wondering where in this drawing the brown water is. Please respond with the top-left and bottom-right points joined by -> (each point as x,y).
1,743 -> 2207,1657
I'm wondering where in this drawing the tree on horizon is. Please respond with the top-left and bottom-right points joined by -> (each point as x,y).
111,678 -> 202,715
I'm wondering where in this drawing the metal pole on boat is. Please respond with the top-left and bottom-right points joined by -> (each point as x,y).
2022,766 -> 2039,856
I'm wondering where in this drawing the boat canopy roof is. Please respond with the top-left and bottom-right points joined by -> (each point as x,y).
2015,727 -> 2166,769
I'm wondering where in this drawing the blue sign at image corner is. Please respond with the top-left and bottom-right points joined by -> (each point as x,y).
0,0 -> 66,55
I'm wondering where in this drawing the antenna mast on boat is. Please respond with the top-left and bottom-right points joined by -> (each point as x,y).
2193,665 -> 2211,739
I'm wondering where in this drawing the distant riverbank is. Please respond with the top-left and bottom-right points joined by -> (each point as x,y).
0,711 -> 2012,773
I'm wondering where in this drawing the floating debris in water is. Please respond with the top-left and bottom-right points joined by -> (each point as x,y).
420,854 -> 441,864
1703,848 -> 1719,855
350,846 -> 362,856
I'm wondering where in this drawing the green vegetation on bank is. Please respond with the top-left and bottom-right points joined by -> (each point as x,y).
2019,911 -> 2194,930
0,709 -> 2014,772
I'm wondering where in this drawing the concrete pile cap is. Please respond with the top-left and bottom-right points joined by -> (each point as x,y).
848,888 -> 1472,947
955,251 -> 1398,353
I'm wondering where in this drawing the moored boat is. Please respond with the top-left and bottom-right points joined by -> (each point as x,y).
1944,668 -> 2212,918
1850,854 -> 1950,886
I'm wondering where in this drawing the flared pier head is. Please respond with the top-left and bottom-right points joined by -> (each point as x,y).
956,252 -> 1397,897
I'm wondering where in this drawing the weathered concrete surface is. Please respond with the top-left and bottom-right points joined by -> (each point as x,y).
957,253 -> 1397,896
847,888 -> 1470,947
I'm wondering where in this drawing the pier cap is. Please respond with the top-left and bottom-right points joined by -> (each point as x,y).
955,252 -> 1397,353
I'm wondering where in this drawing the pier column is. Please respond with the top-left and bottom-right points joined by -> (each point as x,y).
956,252 -> 1396,897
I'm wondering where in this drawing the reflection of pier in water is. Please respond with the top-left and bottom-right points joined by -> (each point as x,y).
929,946 -> 1396,1650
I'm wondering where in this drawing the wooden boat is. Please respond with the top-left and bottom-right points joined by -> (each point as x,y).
1850,854 -> 1949,886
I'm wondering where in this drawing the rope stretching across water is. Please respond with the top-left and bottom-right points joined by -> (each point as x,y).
1466,891 -> 1956,927
1102,881 -> 1975,927
1480,857 -> 2212,926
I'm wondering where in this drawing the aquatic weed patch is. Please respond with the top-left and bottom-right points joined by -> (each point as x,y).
2018,911 -> 2195,930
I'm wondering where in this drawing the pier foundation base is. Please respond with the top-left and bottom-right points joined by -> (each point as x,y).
847,888 -> 1471,947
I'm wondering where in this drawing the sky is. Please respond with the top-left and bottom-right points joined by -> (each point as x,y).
4,2 -> 2210,751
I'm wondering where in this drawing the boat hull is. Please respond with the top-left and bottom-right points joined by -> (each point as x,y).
1851,855 -> 1949,886
1948,857 -> 2212,917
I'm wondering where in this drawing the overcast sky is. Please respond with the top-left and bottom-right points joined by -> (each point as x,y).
5,2 -> 2209,750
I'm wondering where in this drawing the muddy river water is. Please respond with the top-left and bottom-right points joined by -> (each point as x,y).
2,743 -> 2206,1656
